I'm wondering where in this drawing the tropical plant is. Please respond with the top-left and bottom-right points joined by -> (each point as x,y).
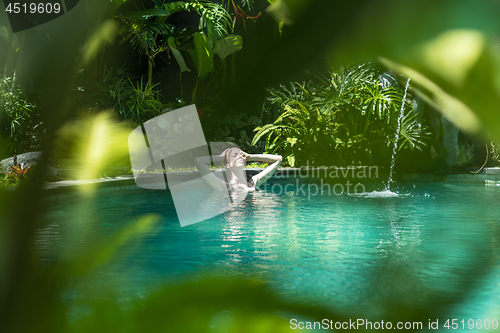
397,111 -> 431,151
253,81 -> 338,166
117,0 -> 235,89
253,64 -> 431,166
231,0 -> 256,10
313,65 -> 403,135
230,0 -> 262,31
74,65 -> 128,112
115,78 -> 164,124
164,1 -> 243,103
261,79 -> 312,122
315,65 -> 431,160
4,162 -> 31,183
117,4 -> 172,87
75,67 -> 164,125
0,78 -> 40,158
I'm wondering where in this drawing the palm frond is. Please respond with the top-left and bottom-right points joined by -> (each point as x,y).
398,111 -> 431,151
251,123 -> 294,145
170,1 -> 232,43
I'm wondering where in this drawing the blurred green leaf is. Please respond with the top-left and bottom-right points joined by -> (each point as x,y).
323,0 -> 500,66
380,57 -> 482,134
72,277 -> 346,333
262,0 -> 500,142
0,25 -> 9,42
0,25 -> 19,49
68,214 -> 160,276
81,20 -> 116,65
266,0 -> 308,24
54,111 -> 134,183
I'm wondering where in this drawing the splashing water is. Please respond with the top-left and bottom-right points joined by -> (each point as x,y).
354,189 -> 400,198
386,78 -> 411,190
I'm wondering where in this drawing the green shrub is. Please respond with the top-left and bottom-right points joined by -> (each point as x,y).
76,67 -> 164,125
114,78 -> 164,124
253,82 -> 335,167
0,78 -> 40,158
253,64 -> 431,166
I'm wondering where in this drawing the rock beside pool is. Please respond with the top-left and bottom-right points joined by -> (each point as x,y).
0,151 -> 61,181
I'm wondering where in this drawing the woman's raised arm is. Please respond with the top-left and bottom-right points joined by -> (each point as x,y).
247,153 -> 282,188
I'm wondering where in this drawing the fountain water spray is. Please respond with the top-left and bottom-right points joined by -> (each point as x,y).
386,78 -> 411,190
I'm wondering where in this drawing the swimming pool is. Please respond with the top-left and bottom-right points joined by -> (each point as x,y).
40,180 -> 500,323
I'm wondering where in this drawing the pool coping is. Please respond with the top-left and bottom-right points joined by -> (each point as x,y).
38,167 -> 500,206
43,167 -> 500,191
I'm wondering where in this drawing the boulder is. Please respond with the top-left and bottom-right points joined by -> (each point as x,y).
428,108 -> 482,168
441,119 -> 460,167
0,152 -> 61,181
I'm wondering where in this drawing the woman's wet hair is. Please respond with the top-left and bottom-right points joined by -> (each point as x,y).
222,147 -> 241,167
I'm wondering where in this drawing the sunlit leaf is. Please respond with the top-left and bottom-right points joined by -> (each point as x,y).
189,32 -> 214,77
413,29 -> 485,87
213,34 -> 243,60
266,0 -> 305,25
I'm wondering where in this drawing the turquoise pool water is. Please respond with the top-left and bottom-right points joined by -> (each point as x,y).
41,181 -> 500,322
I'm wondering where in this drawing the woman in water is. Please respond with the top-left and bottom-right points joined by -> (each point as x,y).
195,147 -> 282,192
